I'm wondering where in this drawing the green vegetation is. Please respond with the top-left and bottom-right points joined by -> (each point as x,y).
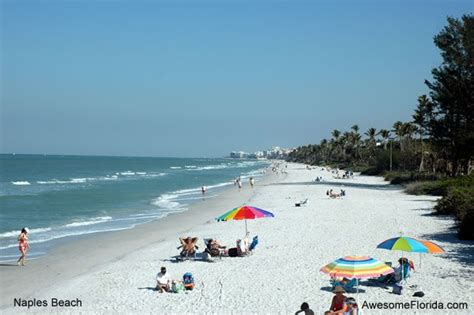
286,15 -> 474,239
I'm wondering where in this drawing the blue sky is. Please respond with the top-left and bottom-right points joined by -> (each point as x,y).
1,0 -> 472,157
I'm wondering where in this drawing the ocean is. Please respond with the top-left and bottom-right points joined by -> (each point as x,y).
0,154 -> 269,262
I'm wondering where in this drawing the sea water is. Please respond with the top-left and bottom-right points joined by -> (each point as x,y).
0,154 -> 269,262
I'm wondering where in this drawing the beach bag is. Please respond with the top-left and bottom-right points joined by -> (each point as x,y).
228,247 -> 238,257
172,281 -> 185,293
183,272 -> 195,290
392,283 -> 403,295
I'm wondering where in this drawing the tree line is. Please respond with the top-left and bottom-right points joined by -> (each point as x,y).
286,15 -> 473,240
288,14 -> 473,177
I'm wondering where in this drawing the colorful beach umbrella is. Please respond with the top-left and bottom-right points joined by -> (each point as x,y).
320,256 -> 394,295
377,236 -> 444,271
320,256 -> 394,279
216,205 -> 274,234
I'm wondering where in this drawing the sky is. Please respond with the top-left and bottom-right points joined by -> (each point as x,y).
1,0 -> 472,157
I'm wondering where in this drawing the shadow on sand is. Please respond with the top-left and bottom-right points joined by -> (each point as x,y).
320,286 -> 366,294
0,263 -> 18,267
421,226 -> 474,267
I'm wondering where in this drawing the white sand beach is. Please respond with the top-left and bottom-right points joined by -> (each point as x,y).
1,163 -> 473,314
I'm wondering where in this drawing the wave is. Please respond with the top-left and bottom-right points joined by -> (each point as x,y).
151,181 -> 233,212
0,226 -> 132,250
64,216 -> 113,228
184,165 -> 197,168
0,227 -> 52,239
11,181 -> 31,185
170,166 -> 182,169
151,194 -> 184,210
35,172 -> 166,185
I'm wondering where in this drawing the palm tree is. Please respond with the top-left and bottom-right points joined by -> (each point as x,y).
393,121 -> 405,151
378,129 -> 391,150
365,128 -> 377,141
413,95 -> 434,172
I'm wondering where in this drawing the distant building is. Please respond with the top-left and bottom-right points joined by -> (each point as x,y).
229,146 -> 294,159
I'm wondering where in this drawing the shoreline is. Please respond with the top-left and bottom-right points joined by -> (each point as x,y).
0,170 -> 281,309
1,163 -> 472,314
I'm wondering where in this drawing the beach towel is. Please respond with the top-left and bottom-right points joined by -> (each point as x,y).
172,281 -> 185,293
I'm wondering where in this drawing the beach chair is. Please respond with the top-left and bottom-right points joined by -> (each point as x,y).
203,238 -> 226,261
295,198 -> 308,207
330,278 -> 358,292
177,237 -> 199,261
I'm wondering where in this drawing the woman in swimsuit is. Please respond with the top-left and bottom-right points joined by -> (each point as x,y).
17,227 -> 29,266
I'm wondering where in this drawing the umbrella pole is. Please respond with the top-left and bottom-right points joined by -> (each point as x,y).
356,278 -> 359,301
245,219 -> 248,235
401,251 -> 404,283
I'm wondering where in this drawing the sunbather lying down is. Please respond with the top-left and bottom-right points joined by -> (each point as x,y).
205,238 -> 227,257
178,236 -> 199,257
227,235 -> 259,257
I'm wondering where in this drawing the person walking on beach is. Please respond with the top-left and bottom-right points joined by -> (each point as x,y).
201,185 -> 207,195
238,179 -> 242,190
249,177 -> 255,187
17,227 -> 29,266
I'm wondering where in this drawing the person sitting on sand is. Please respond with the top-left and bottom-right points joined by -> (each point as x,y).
325,297 -> 359,315
324,286 -> 347,314
206,238 -> 227,256
178,236 -> 199,257
156,266 -> 171,293
295,302 -> 315,315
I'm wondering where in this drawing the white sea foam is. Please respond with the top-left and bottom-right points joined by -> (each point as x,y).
143,173 -> 167,178
151,194 -> 183,210
0,227 -> 52,239
185,165 -> 197,168
64,216 -> 113,228
170,166 -> 182,169
11,181 -> 31,185
0,226 -> 133,250
70,178 -> 87,183
36,171 -> 164,185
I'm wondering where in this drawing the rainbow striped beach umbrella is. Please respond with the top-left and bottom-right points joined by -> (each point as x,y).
320,256 -> 394,279
320,256 -> 394,295
216,205 -> 274,234
377,236 -> 444,268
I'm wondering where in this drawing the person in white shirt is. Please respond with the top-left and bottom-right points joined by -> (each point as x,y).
156,266 -> 171,293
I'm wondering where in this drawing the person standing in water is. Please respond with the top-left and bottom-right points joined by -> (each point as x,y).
17,227 -> 29,266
